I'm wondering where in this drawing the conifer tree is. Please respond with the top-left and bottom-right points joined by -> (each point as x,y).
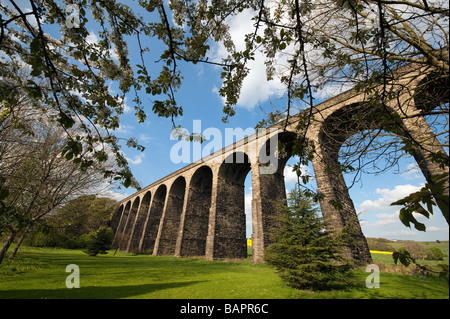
265,184 -> 355,291
84,227 -> 114,257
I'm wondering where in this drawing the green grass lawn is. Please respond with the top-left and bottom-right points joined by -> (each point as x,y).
0,246 -> 448,299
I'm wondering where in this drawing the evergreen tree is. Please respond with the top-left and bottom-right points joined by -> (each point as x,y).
84,227 -> 114,257
264,184 -> 355,291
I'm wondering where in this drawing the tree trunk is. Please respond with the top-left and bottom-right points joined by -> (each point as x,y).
0,231 -> 17,264
8,229 -> 28,259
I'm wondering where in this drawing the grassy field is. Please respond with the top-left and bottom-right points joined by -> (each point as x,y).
369,240 -> 449,265
0,245 -> 448,299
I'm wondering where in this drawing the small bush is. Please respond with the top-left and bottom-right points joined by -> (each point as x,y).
83,227 -> 113,256
427,247 -> 445,261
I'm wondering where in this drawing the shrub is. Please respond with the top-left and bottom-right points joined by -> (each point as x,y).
427,247 -> 445,261
78,233 -> 91,248
84,227 -> 114,256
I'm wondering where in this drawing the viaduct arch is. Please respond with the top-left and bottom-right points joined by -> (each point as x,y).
111,64 -> 448,264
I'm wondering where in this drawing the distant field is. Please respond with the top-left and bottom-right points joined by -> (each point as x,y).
0,245 -> 448,299
367,239 -> 449,266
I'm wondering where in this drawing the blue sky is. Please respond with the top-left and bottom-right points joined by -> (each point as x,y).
9,0 -> 448,242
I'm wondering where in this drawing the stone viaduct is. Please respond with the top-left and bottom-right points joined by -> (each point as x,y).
110,63 -> 449,264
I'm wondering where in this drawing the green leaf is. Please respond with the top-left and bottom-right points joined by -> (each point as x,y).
399,208 -> 427,231
413,220 -> 426,232
426,200 -> 434,216
392,251 -> 400,265
399,209 -> 411,228
0,187 -> 9,201
65,152 -> 74,160
30,37 -> 41,54
123,176 -> 131,188
58,112 -> 75,129
392,249 -> 414,267
414,204 -> 430,219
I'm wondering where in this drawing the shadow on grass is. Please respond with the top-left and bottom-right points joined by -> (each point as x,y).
0,281 -> 205,299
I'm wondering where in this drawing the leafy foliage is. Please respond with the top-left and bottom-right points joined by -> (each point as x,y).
428,247 -> 445,261
391,172 -> 449,231
393,246 -> 449,282
0,100 -> 117,262
26,195 -> 116,249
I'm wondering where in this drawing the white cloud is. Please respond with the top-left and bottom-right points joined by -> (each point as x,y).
381,229 -> 420,238
283,164 -> 309,184
138,133 -> 154,144
210,4 -> 361,109
211,9 -> 285,110
245,191 -> 252,213
86,31 -> 99,45
126,153 -> 145,165
284,165 -> 299,184
372,212 -> 399,227
22,7 -> 39,27
428,226 -> 448,232
116,124 -> 134,134
357,184 -> 418,231
90,181 -> 130,202
359,211 -> 400,232
315,82 -> 354,100
235,50 -> 286,109
98,189 -> 129,202
358,184 -> 423,213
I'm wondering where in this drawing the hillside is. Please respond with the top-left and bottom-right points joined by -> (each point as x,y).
366,238 -> 449,265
